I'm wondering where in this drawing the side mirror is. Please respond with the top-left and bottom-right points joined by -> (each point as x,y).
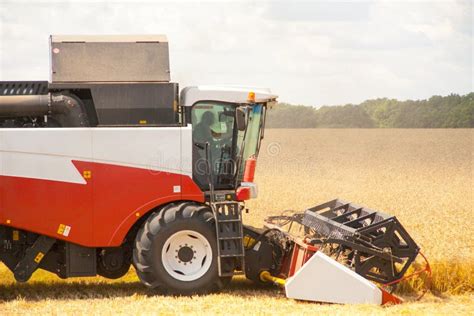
236,108 -> 247,131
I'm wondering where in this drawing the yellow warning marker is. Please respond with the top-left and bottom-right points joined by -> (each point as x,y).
83,170 -> 92,179
34,252 -> 44,263
139,120 -> 147,125
12,230 -> 19,241
57,224 -> 71,237
57,224 -> 66,235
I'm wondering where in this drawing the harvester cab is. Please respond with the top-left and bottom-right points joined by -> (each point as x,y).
182,86 -> 270,201
182,87 -> 274,277
0,35 -> 430,305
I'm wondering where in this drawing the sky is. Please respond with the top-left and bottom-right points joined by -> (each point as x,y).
0,0 -> 472,106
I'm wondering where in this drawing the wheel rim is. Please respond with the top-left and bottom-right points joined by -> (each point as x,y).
161,230 -> 213,282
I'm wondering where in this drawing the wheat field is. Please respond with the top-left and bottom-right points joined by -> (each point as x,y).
1,129 -> 473,315
247,129 -> 474,295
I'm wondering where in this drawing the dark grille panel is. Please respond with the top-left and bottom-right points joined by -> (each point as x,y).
0,81 -> 49,95
90,83 -> 178,126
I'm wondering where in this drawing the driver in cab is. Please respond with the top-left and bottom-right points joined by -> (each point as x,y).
193,111 -> 230,145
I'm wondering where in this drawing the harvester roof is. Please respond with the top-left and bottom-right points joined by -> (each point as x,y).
180,85 -> 278,107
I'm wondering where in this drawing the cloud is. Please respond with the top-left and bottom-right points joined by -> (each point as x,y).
0,0 -> 472,105
265,1 -> 372,22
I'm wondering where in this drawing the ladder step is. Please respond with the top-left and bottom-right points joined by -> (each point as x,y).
219,254 -> 245,258
218,236 -> 243,240
219,270 -> 245,277
213,201 -> 245,277
217,219 -> 241,223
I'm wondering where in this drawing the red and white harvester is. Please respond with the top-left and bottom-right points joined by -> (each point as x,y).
0,35 -> 429,304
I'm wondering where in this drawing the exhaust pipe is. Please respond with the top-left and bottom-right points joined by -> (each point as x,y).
0,93 -> 89,127
0,95 -> 50,117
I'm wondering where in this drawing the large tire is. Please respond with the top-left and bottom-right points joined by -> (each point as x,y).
133,202 -> 230,295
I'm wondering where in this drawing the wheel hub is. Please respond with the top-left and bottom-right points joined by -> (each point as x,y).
177,246 -> 195,263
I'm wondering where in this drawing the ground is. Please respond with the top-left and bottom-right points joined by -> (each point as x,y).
1,129 -> 473,315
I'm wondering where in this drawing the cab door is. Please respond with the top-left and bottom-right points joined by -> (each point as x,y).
191,102 -> 237,191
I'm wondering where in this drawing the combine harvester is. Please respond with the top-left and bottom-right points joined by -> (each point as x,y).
0,35 -> 429,305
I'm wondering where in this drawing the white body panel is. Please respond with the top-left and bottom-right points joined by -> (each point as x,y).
180,126 -> 193,174
285,252 -> 382,305
0,127 -> 193,184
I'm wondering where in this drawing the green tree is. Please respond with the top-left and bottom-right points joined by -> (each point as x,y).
265,93 -> 473,128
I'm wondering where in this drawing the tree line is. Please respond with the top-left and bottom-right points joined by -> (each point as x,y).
266,93 -> 473,128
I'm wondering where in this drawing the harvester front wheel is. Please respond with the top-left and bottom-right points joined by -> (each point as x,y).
133,202 -> 227,295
